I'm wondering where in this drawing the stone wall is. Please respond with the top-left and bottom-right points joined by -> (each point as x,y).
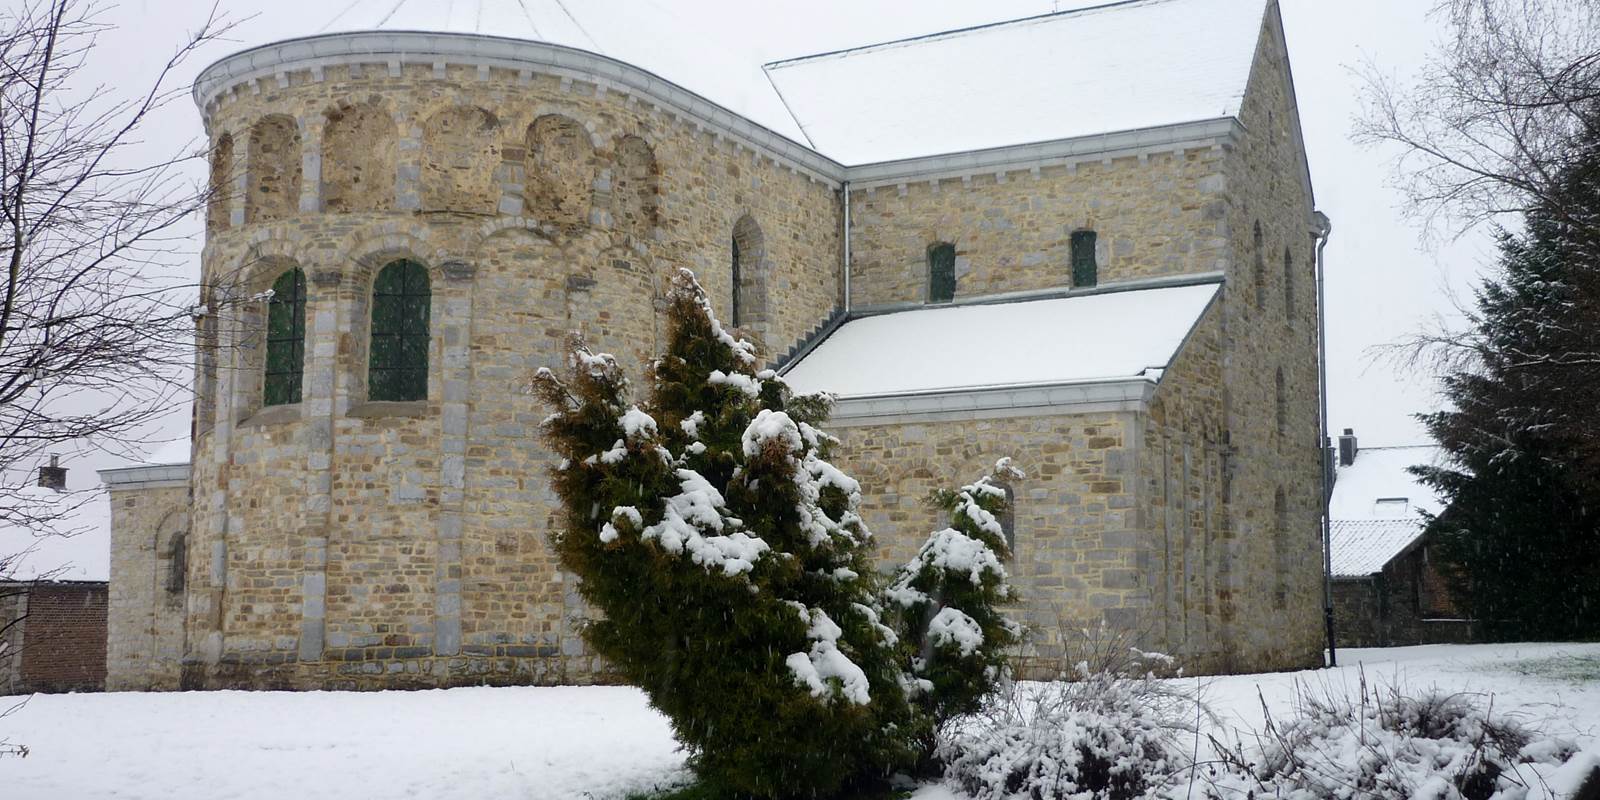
826,408 -> 1146,676
105,483 -> 189,691
181,48 -> 841,689
845,148 -> 1229,308
1332,540 -> 1474,648
1206,3 -> 1325,670
2,582 -> 108,695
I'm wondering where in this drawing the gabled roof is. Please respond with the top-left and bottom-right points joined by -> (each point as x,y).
1330,519 -> 1427,578
763,0 -> 1267,165
781,277 -> 1220,400
1330,445 -> 1444,521
1328,444 -> 1445,577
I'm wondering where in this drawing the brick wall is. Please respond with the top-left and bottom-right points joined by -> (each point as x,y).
1333,540 -> 1475,648
1,582 -> 107,695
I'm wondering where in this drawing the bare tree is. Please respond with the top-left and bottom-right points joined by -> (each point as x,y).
1356,0 -> 1600,240
0,0 -> 235,552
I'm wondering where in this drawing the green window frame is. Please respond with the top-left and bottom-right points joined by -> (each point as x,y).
1070,230 -> 1097,288
264,268 -> 306,406
368,259 -> 431,402
928,242 -> 956,303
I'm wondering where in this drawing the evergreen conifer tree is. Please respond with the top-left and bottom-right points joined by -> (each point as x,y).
533,269 -> 918,798
885,460 -> 1024,760
1413,121 -> 1600,639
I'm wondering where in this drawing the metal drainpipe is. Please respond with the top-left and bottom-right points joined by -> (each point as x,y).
842,181 -> 852,312
1313,210 -> 1335,667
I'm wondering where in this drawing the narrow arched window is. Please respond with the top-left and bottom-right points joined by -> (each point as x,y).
1275,366 -> 1288,437
731,215 -> 765,328
1070,230 -> 1097,288
264,268 -> 306,406
1253,221 -> 1266,312
369,259 -> 431,402
928,242 -> 956,303
1283,246 -> 1295,322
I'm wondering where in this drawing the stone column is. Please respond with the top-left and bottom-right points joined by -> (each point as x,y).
433,260 -> 477,657
298,268 -> 342,662
298,117 -> 323,214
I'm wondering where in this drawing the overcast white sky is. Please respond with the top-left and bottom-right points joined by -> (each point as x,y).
7,0 -> 1492,579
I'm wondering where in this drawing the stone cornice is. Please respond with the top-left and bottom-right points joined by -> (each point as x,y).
825,376 -> 1157,427
98,463 -> 191,491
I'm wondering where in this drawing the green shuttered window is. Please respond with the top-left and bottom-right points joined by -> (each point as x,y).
1071,230 -> 1097,288
928,242 -> 956,303
368,259 -> 431,402
264,268 -> 306,406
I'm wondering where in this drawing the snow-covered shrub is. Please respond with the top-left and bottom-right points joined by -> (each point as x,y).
940,623 -> 1206,800
1197,673 -> 1586,800
887,459 -> 1024,760
532,269 -> 917,798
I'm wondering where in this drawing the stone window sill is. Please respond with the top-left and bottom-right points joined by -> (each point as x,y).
238,403 -> 301,428
346,400 -> 430,419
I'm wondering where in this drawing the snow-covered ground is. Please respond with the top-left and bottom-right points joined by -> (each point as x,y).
3,643 -> 1597,799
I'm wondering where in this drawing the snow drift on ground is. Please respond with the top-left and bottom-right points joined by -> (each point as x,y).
3,643 -> 1597,799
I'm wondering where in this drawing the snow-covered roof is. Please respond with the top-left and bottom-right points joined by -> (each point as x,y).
1330,519 -> 1425,578
782,279 -> 1220,399
764,0 -> 1266,165
1329,445 -> 1444,521
1328,444 -> 1445,577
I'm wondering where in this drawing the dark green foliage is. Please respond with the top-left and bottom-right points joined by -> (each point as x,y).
264,267 -> 305,406
1413,121 -> 1600,640
884,460 -> 1023,763
368,259 -> 430,401
533,269 -> 919,799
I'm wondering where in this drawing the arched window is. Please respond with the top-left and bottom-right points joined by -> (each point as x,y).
368,260 -> 431,402
246,115 -> 302,223
1283,246 -> 1295,322
1070,230 -> 1098,288
264,268 -> 307,406
1252,221 -> 1266,312
207,134 -> 234,233
1275,366 -> 1287,437
731,215 -> 766,327
928,242 -> 956,303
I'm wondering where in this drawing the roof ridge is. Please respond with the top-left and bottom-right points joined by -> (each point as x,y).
763,0 -> 1179,70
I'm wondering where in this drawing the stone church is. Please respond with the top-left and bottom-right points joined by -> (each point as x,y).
102,0 -> 1329,690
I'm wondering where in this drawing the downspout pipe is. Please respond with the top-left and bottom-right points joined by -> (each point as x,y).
1312,210 -> 1335,667
842,182 -> 852,313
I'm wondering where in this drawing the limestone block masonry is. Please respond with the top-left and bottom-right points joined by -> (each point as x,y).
106,2 -> 1327,691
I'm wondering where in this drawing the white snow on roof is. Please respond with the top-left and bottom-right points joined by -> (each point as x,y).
782,281 -> 1219,398
1328,444 -> 1445,577
764,0 -> 1265,164
1329,445 -> 1444,520
1330,519 -> 1426,578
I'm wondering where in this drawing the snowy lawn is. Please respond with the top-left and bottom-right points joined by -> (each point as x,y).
4,642 -> 1598,800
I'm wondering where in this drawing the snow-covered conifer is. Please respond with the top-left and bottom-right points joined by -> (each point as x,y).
533,268 -> 915,798
887,459 -> 1024,752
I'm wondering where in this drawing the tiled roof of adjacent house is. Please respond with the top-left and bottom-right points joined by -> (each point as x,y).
1330,519 -> 1426,578
1328,444 -> 1445,577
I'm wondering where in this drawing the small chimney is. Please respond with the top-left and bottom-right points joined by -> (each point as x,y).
37,454 -> 67,492
1338,428 -> 1358,468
